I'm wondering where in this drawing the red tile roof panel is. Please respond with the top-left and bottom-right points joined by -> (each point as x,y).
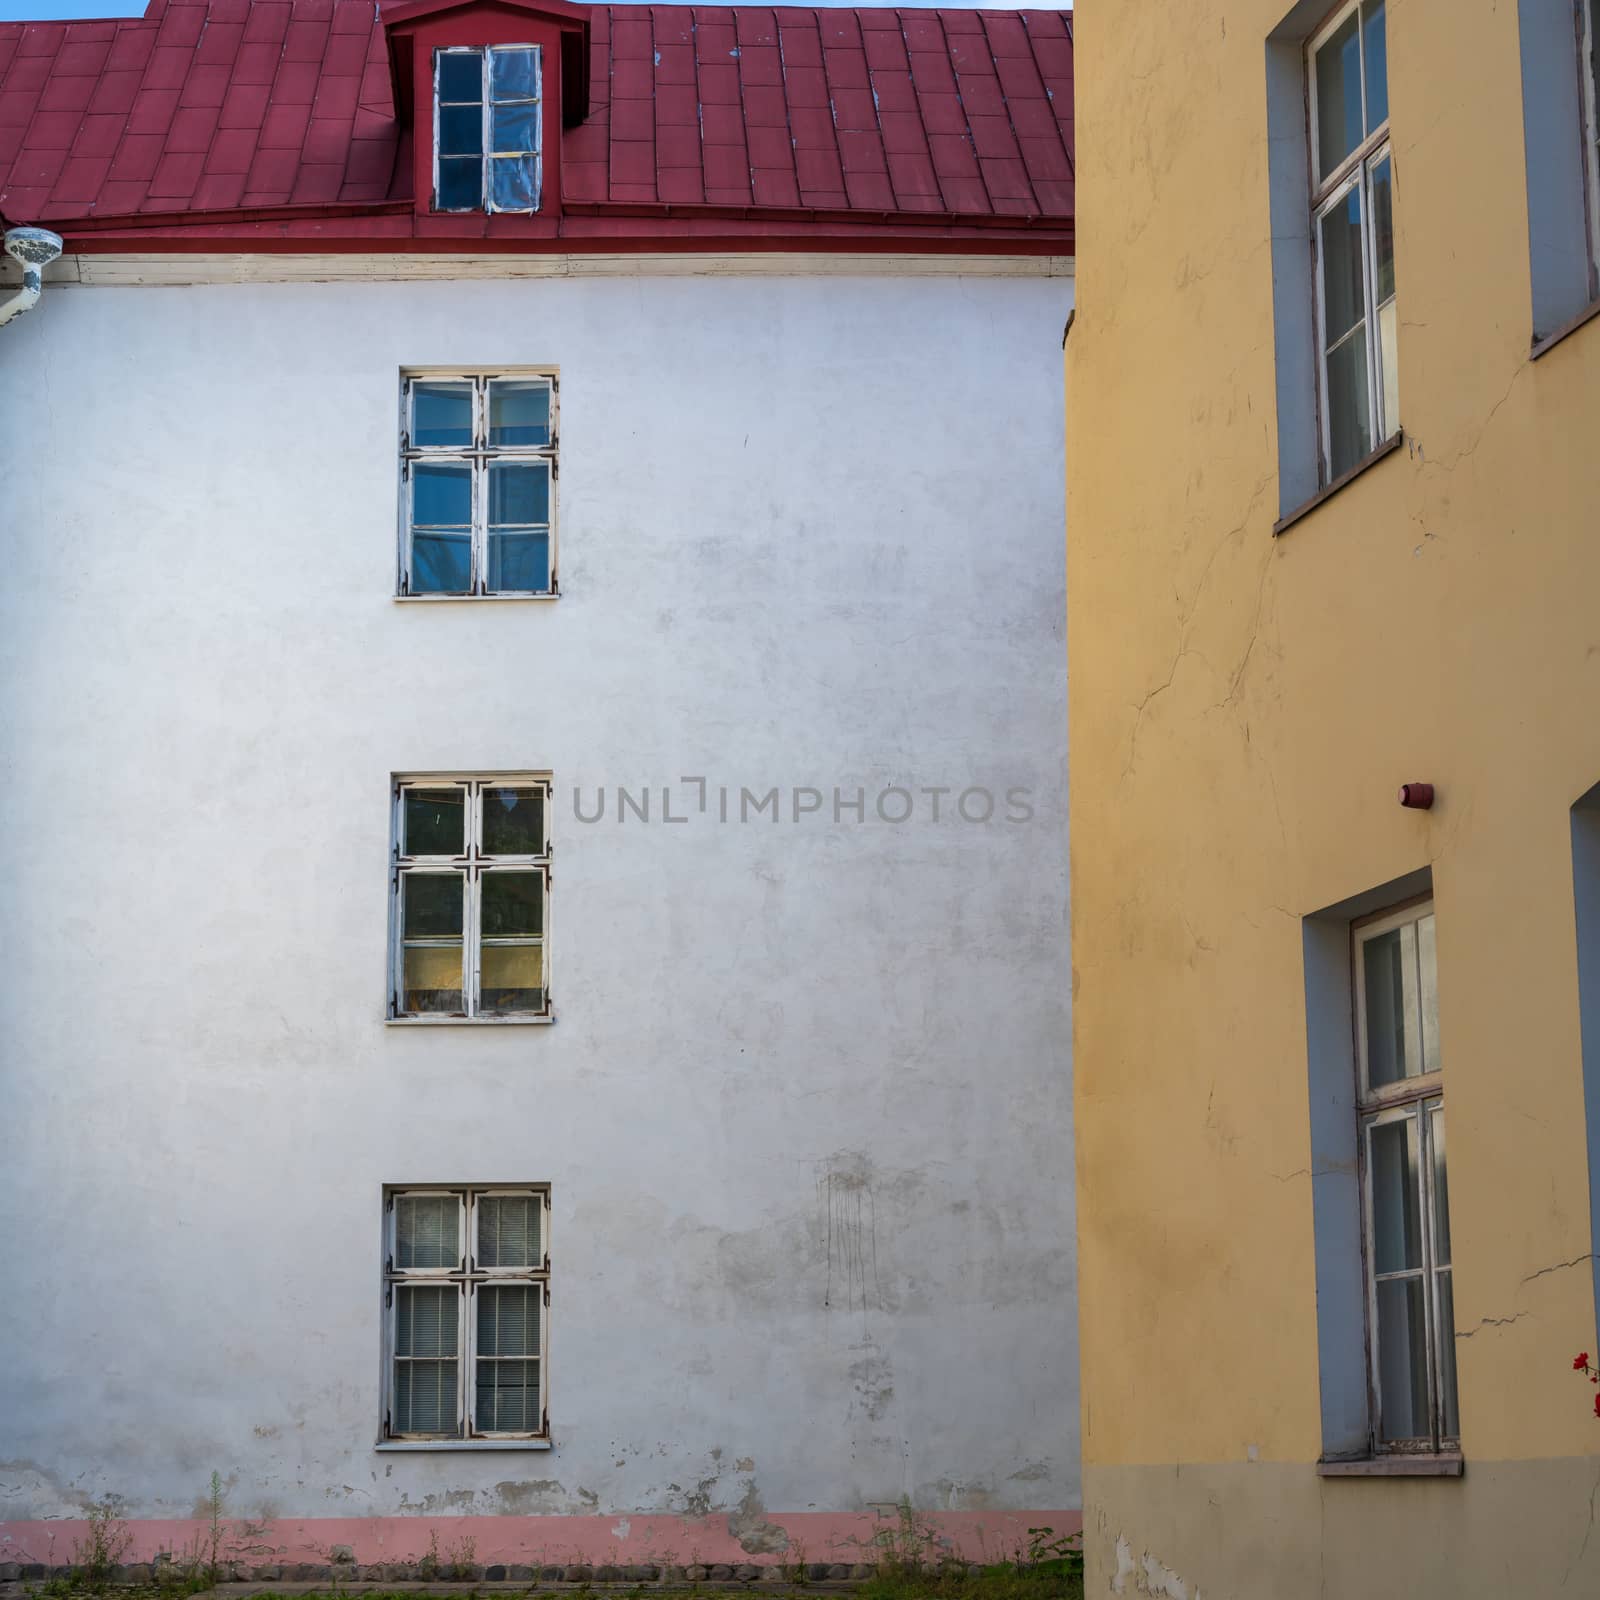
0,0 -> 1071,251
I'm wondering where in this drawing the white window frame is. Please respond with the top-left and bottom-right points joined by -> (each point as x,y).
381,1186 -> 551,1446
398,368 -> 559,600
388,773 -> 553,1024
1352,898 -> 1456,1456
433,44 -> 543,214
1581,0 -> 1600,291
1307,0 -> 1398,482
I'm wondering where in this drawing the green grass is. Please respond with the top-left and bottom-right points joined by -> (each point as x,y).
858,1558 -> 1084,1600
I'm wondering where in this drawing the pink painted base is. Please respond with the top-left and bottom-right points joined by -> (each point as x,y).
0,1511 -> 1081,1570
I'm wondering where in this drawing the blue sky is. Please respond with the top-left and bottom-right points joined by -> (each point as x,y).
0,0 -> 1068,17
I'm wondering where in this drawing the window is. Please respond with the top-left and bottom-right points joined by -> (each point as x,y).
382,1187 -> 549,1443
434,45 -> 542,213
390,776 -> 551,1022
1583,0 -> 1600,284
1308,0 -> 1397,481
400,371 -> 557,597
1353,900 -> 1458,1453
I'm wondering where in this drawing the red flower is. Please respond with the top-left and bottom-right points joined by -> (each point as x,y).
1577,1353 -> 1591,1370
1593,1393 -> 1599,1418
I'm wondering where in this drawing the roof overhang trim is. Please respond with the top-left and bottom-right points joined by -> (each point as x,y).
383,0 -> 591,127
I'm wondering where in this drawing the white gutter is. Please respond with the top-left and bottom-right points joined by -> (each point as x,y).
0,228 -> 65,329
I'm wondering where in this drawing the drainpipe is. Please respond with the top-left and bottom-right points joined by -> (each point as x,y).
0,227 -> 65,330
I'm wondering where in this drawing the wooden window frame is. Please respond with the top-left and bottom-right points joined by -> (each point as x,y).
389,774 -> 553,1024
382,1186 -> 551,1445
1352,897 -> 1458,1457
398,368 -> 559,600
1307,0 -> 1399,483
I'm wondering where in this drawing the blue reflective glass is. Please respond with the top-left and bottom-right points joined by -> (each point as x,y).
411,531 -> 471,593
413,461 -> 472,525
1315,12 -> 1363,178
412,382 -> 472,448
490,155 -> 538,211
436,50 -> 483,103
437,156 -> 481,211
488,462 -> 548,525
1361,1 -> 1387,132
488,530 -> 550,593
488,380 -> 551,448
438,104 -> 481,158
492,102 -> 539,155
491,47 -> 539,101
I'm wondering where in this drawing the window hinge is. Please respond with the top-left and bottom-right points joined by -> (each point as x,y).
385,1286 -> 392,1308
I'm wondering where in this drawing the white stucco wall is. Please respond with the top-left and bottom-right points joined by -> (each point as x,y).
0,268 -> 1074,1537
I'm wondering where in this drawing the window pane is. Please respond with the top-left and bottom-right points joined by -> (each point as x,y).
394,1357 -> 458,1434
403,872 -> 464,937
396,1195 -> 459,1269
1429,1103 -> 1450,1266
436,50 -> 482,103
1435,1270 -> 1459,1438
1320,186 -> 1366,344
477,1284 -> 540,1432
1417,912 -> 1439,1074
479,1283 -> 540,1356
1314,11 -> 1363,179
491,46 -> 539,102
488,460 -> 549,526
1326,332 -> 1371,478
1376,1276 -> 1430,1441
1370,1114 -> 1423,1274
438,104 -> 482,158
482,787 -> 545,855
411,531 -> 471,594
1361,1 -> 1388,133
490,155 -> 539,211
479,1195 -> 541,1269
437,156 -> 481,211
1370,152 -> 1398,438
1363,924 -> 1421,1088
1369,154 -> 1395,304
476,1360 -> 540,1431
397,1283 -> 459,1353
411,383 -> 472,449
482,871 -> 543,937
488,379 -> 551,448
395,1284 -> 459,1434
481,943 -> 545,1012
413,460 -> 472,525
492,101 -> 539,154
403,788 -> 466,856
488,530 -> 550,593
402,944 -> 463,1013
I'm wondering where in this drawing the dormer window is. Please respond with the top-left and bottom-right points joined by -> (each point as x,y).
433,45 -> 542,213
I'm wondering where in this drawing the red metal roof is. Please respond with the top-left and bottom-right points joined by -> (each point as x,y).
0,0 -> 1073,253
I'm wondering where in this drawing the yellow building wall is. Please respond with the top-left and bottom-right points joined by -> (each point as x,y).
1066,1 -> 1600,1594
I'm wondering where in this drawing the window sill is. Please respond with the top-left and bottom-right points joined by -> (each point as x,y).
394,593 -> 560,603
1317,1453 -> 1463,1478
386,1015 -> 555,1026
1272,431 -> 1404,537
376,1438 -> 552,1452
1531,295 -> 1600,360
